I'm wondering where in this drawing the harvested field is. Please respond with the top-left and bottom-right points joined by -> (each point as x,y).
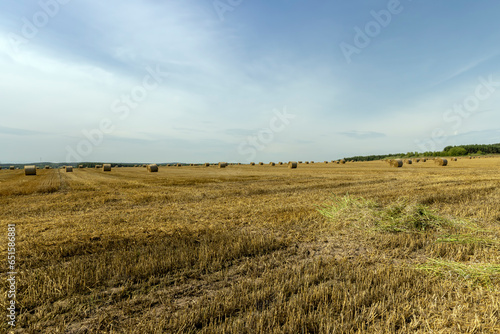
1,158 -> 500,333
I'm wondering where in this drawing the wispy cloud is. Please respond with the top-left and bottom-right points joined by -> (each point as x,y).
339,131 -> 386,140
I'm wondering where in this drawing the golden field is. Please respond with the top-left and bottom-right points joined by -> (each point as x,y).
1,158 -> 500,333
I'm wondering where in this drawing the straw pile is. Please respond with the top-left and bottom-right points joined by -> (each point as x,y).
288,161 -> 297,169
147,164 -> 158,172
435,158 -> 448,166
24,165 -> 36,176
390,159 -> 403,168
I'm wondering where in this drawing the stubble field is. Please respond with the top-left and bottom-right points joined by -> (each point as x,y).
1,158 -> 500,333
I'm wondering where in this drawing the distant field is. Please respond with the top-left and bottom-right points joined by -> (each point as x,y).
1,158 -> 500,333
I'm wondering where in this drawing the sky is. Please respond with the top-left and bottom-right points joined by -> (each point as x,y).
1,0 -> 500,163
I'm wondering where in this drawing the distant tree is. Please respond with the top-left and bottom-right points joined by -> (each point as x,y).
448,147 -> 467,156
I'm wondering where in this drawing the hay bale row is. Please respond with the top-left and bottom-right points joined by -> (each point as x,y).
24,165 -> 36,176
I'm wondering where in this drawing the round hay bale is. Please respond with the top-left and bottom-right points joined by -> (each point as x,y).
176,163 -> 182,167
78,165 -> 84,168
9,166 -> 15,170
65,166 -> 73,172
103,164 -> 111,171
405,159 -> 413,165
258,162 -> 263,165
305,161 -> 309,164
269,162 -> 275,166
147,164 -> 158,172
218,162 -> 227,168
298,161 -> 303,164
390,159 -> 403,168
45,166 -> 50,169
279,162 -> 283,165
204,163 -> 210,167
324,161 -> 328,164
435,158 -> 448,166
24,165 -> 36,176
415,158 -> 420,163
288,161 -> 297,169
250,162 -> 255,166
340,160 -> 346,164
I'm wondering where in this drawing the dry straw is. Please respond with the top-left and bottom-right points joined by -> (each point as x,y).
24,165 -> 36,176
390,159 -> 403,168
147,164 -> 159,172
103,164 -> 111,171
65,166 -> 73,172
288,161 -> 297,169
435,158 -> 448,166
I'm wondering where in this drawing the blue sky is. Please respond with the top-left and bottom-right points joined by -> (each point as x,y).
1,0 -> 500,163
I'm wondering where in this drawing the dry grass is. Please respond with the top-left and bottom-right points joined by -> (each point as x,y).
1,158 -> 500,332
